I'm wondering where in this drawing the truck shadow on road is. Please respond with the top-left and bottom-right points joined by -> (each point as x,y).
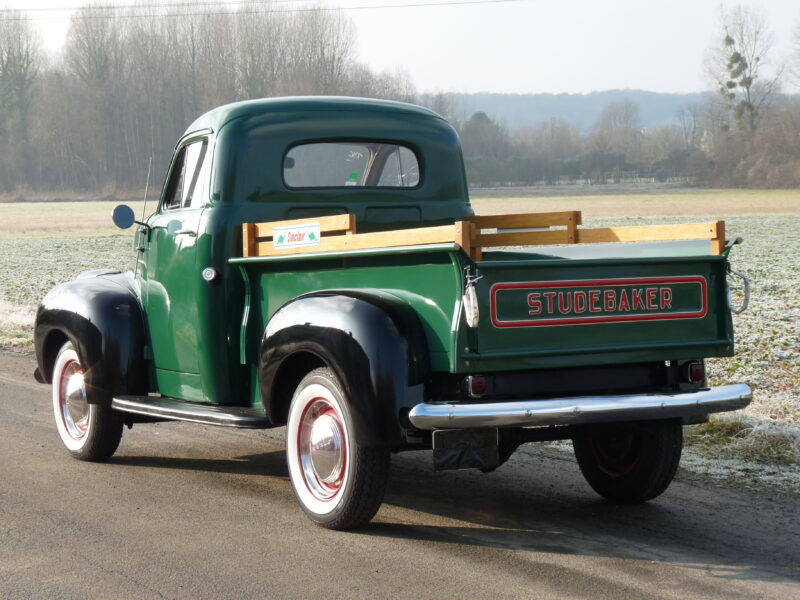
110,439 -> 799,585
111,447 -> 290,478
369,449 -> 800,585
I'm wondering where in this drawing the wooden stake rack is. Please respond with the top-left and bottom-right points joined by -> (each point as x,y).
241,211 -> 726,260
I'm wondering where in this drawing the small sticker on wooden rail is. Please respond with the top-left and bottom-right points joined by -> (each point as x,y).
272,223 -> 321,250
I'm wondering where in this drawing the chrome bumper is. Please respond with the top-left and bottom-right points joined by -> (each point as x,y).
408,384 -> 752,430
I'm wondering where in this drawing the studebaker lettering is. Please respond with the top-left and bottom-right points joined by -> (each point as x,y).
491,276 -> 707,327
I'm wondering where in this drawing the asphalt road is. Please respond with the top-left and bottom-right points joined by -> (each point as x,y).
1,352 -> 798,600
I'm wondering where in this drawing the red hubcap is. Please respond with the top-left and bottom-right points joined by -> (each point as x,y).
297,398 -> 347,501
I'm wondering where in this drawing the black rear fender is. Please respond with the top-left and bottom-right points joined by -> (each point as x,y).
260,293 -> 429,448
34,271 -> 147,405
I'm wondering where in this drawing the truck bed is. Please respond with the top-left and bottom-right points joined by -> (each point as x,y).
232,211 -> 735,377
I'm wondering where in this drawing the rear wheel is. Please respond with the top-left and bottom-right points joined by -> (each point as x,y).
286,367 -> 389,530
572,419 -> 682,503
52,342 -> 123,461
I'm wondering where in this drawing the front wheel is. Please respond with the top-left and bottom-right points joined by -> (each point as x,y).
286,367 -> 389,530
572,419 -> 682,503
51,341 -> 123,461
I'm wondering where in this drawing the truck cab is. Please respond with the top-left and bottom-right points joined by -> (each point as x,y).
136,97 -> 472,407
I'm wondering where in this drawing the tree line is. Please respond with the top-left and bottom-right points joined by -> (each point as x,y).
440,5 -> 800,189
0,3 -> 798,194
0,3 -> 415,193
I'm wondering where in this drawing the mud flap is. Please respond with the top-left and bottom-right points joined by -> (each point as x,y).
433,428 -> 500,471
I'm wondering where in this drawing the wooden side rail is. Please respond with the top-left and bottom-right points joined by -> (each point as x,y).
242,213 -> 465,258
579,221 -> 726,255
469,210 -> 581,240
241,212 -> 727,259
243,214 -> 356,257
467,213 -> 725,257
468,211 -> 581,260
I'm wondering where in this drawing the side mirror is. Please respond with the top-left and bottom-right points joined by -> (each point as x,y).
111,204 -> 136,230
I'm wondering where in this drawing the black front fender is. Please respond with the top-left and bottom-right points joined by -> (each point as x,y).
260,294 -> 425,447
34,271 -> 147,404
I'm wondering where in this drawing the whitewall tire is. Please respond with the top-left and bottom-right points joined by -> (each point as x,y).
51,341 -> 123,461
286,367 -> 389,530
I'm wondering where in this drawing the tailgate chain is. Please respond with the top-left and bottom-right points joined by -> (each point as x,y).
463,266 -> 483,328
726,263 -> 750,314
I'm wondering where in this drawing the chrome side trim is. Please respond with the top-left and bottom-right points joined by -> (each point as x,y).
408,384 -> 752,430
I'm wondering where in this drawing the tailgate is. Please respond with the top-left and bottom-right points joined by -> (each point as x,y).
462,255 -> 733,372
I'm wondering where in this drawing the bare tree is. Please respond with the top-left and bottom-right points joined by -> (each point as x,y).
792,19 -> 800,88
344,65 -> 416,102
290,7 -> 355,94
513,118 -> 582,161
235,3 -> 288,99
196,12 -> 237,107
417,93 -> 471,130
0,9 -> 41,140
593,98 -> 642,158
676,103 -> 703,149
461,112 -> 510,159
641,125 -> 684,164
705,4 -> 782,133
63,6 -> 130,187
740,98 -> 800,186
124,7 -> 192,182
3,2 -> 422,193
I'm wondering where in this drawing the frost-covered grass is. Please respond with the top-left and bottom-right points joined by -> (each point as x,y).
0,235 -> 134,350
1,208 -> 797,473
578,215 -> 800,469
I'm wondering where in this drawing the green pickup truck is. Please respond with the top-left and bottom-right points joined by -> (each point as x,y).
34,97 -> 752,530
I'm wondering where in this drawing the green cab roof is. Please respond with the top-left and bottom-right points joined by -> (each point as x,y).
184,96 -> 445,138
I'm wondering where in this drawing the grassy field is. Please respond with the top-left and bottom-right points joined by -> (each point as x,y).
471,188 -> 800,217
1,189 -> 798,239
0,201 -> 131,239
1,189 -> 798,483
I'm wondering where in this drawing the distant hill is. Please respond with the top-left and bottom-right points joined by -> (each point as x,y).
429,90 -> 712,131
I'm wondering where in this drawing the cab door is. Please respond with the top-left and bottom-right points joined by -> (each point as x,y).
140,137 -> 211,397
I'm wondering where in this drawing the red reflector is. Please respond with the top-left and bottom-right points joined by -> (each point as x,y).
467,375 -> 487,398
688,361 -> 705,383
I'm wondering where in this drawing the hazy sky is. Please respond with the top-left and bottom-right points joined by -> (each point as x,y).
5,0 -> 799,94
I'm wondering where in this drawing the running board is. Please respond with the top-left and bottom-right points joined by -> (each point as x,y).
112,395 -> 271,429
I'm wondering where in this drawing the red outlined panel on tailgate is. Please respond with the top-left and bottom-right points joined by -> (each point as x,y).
490,276 -> 708,328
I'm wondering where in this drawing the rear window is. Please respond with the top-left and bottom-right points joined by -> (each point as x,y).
283,142 -> 421,189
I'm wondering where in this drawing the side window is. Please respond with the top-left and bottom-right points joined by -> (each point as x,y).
163,139 -> 209,210
189,142 -> 211,208
164,147 -> 187,210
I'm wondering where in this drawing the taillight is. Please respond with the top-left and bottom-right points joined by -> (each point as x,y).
465,375 -> 487,398
685,360 -> 705,384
